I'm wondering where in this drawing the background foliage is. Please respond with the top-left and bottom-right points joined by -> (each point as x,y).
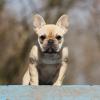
0,0 -> 100,84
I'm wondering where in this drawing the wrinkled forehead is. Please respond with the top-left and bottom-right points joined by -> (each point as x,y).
37,25 -> 65,36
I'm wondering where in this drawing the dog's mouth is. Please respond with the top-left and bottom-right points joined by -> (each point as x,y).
43,46 -> 58,54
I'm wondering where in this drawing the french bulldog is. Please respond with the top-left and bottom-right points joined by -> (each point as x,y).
23,14 -> 69,85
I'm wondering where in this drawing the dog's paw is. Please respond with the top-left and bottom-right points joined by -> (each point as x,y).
53,81 -> 62,86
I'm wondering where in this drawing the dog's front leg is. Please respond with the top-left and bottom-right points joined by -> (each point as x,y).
29,45 -> 39,85
23,68 -> 30,85
22,62 -> 39,85
23,45 -> 39,85
53,47 -> 68,86
29,62 -> 39,85
53,62 -> 68,86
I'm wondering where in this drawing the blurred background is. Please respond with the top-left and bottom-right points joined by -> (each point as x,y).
0,0 -> 100,85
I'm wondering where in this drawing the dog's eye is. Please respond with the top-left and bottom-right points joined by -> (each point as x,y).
56,35 -> 62,40
40,35 -> 46,40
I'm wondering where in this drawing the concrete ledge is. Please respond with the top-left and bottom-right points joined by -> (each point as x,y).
0,85 -> 100,100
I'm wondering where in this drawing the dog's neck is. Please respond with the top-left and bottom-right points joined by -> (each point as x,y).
40,53 -> 62,64
38,45 -> 62,64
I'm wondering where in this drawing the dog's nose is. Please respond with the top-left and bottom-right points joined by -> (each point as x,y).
48,39 -> 54,45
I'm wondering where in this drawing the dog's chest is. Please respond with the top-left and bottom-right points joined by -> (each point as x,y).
39,53 -> 61,64
37,63 -> 60,83
38,63 -> 59,74
37,54 -> 61,83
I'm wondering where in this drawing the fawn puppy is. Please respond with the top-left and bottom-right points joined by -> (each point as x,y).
23,14 -> 69,85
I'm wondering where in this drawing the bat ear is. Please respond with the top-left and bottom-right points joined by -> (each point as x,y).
56,15 -> 69,33
33,14 -> 46,32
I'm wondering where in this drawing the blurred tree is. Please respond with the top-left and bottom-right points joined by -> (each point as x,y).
49,0 -> 62,7
0,0 -> 100,85
0,0 -> 5,11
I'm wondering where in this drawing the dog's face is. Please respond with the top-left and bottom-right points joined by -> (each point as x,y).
33,14 -> 69,53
